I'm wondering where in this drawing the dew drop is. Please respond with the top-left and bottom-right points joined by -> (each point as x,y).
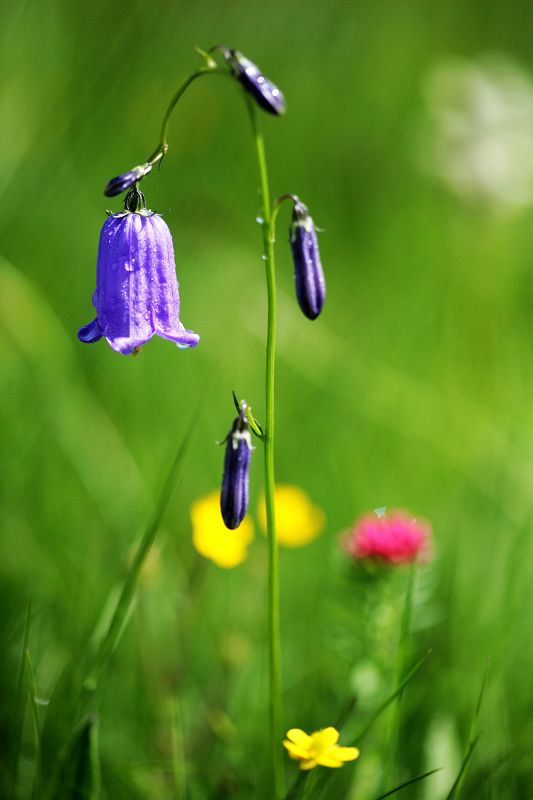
255,216 -> 264,225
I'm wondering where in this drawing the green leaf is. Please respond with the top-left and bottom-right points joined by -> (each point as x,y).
445,661 -> 489,800
9,602 -> 31,792
48,715 -> 100,800
372,768 -> 441,799
351,649 -> 432,746
25,648 -> 42,798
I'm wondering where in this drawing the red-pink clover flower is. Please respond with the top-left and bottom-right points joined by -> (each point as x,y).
78,187 -> 199,356
344,509 -> 431,564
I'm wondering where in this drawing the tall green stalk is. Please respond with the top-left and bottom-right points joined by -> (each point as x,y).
247,99 -> 284,799
386,565 -> 416,786
100,53 -> 286,795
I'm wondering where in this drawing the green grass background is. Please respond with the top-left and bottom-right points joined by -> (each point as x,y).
1,0 -> 532,797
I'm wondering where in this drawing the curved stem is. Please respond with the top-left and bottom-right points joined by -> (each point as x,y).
145,66 -> 227,164
247,98 -> 284,799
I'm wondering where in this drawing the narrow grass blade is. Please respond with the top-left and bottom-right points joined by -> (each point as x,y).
372,768 -> 441,799
85,390 -> 208,688
40,371 -> 217,796
446,661 -> 489,800
10,602 -> 31,789
42,714 -> 100,800
40,396 -> 208,791
445,734 -> 480,800
51,715 -> 100,800
25,648 -> 42,798
170,697 -> 187,800
351,649 -> 432,746
463,747 -> 521,795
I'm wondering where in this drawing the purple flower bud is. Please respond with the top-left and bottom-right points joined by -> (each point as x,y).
224,49 -> 286,116
220,413 -> 253,530
78,191 -> 199,355
290,200 -> 326,320
104,163 -> 153,197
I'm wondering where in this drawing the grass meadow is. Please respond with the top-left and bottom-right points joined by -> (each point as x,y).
1,1 -> 532,797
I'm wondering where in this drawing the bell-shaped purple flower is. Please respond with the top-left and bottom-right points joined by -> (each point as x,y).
104,163 -> 153,197
78,189 -> 199,355
290,199 -> 326,320
220,411 -> 253,530
224,48 -> 286,116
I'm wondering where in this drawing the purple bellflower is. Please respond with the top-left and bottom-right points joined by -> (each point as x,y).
104,163 -> 153,197
78,186 -> 199,355
220,405 -> 253,530
290,199 -> 326,320
223,48 -> 286,116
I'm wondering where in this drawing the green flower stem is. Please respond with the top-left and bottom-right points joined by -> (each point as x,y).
386,565 -> 416,786
146,66 -> 227,165
247,98 -> 284,800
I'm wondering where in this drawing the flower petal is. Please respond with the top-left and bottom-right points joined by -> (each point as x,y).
286,729 -> 312,747
283,742 -> 310,760
332,746 -> 360,762
316,727 -> 340,747
316,755 -> 344,768
81,210 -> 200,355
95,214 -> 153,353
78,318 -> 103,343
149,215 -> 199,348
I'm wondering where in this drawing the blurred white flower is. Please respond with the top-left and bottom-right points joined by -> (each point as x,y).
421,55 -> 533,212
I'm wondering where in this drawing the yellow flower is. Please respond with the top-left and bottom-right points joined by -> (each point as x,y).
258,485 -> 325,547
283,727 -> 359,770
191,490 -> 253,568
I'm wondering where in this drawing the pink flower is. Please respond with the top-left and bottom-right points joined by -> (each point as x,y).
344,509 -> 431,564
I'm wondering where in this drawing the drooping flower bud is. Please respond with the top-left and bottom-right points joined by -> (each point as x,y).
290,200 -> 326,320
78,187 -> 199,355
104,163 -> 153,197
220,406 -> 253,530
223,48 -> 286,116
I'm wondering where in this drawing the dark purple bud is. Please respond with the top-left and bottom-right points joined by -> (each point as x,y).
224,49 -> 286,116
104,163 -> 153,197
290,200 -> 326,320
220,413 -> 253,530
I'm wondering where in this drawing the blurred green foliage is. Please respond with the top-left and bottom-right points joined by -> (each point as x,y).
1,0 -> 533,797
